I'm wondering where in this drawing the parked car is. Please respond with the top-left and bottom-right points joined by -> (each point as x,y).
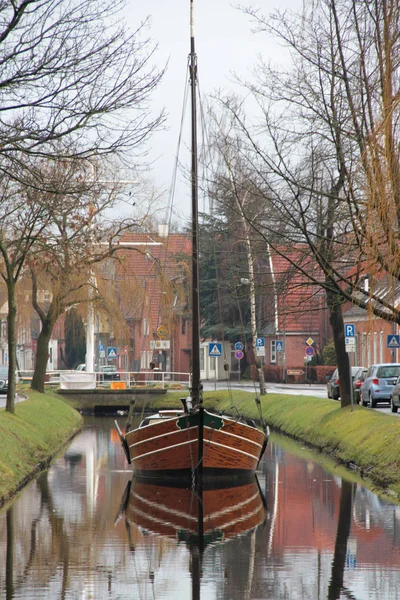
360,363 -> 400,408
0,364 -> 8,393
390,377 -> 400,413
97,365 -> 120,382
75,363 -> 120,381
353,367 -> 367,405
327,366 -> 364,400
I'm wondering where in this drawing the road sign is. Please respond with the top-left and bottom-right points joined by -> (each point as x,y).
287,369 -> 304,376
234,350 -> 244,360
150,340 -> 170,350
98,343 -> 104,351
157,325 -> 169,339
234,341 -> 244,351
256,337 -> 265,347
107,347 -> 118,359
306,337 -> 314,346
344,324 -> 355,337
387,334 -> 400,348
209,343 -> 222,357
305,346 -> 314,357
345,338 -> 356,353
275,341 -> 284,352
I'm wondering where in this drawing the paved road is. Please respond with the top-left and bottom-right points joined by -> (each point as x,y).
0,393 -> 23,409
202,380 -> 328,398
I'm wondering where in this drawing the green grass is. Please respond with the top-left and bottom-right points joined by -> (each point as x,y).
138,390 -> 400,498
0,390 -> 82,506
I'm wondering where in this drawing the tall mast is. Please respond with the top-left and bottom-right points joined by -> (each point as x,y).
190,0 -> 201,407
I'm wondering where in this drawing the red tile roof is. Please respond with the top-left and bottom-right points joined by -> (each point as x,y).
270,247 -> 326,333
113,232 -> 191,332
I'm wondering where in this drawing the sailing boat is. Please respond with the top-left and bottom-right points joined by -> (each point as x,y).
115,0 -> 269,481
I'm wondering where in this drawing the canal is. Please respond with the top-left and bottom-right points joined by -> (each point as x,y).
1,416 -> 400,600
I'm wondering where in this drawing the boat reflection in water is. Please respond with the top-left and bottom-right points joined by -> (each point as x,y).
123,476 -> 267,550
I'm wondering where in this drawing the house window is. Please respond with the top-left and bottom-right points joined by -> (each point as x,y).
270,340 -> 276,364
143,318 -> 150,336
200,347 -> 205,371
361,333 -> 367,366
182,319 -> 186,335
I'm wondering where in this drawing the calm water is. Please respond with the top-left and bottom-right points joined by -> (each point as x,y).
1,417 -> 400,600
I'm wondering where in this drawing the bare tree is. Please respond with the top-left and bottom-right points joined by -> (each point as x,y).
0,0 -> 164,411
212,0 -> 400,405
0,0 -> 164,169
27,157 -> 156,393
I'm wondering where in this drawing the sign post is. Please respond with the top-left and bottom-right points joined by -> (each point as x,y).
344,324 -> 355,410
234,349 -> 244,383
255,337 -> 265,356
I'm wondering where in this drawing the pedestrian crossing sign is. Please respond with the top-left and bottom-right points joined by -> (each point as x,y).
209,343 -> 222,357
387,335 -> 400,348
107,347 -> 118,358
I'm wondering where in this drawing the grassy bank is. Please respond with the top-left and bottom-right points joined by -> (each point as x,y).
144,389 -> 400,498
0,391 -> 82,506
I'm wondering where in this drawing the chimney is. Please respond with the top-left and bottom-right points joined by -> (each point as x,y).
158,224 -> 169,238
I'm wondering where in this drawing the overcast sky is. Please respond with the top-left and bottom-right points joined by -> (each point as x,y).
128,0 -> 301,222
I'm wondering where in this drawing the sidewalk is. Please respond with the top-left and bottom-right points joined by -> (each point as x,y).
0,394 -> 23,409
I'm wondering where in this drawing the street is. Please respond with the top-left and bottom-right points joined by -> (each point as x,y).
0,393 -> 22,409
202,380 -> 328,398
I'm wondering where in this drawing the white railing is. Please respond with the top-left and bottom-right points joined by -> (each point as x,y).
18,370 -> 191,390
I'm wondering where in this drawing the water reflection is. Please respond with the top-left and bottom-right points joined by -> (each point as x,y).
122,477 -> 267,599
2,420 -> 400,599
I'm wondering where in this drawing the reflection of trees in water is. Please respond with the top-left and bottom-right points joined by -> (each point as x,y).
6,505 -> 14,600
3,471 -> 70,600
0,455 -> 132,599
328,480 -> 354,600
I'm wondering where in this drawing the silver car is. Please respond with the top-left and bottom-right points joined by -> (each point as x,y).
360,363 -> 400,408
390,377 -> 400,413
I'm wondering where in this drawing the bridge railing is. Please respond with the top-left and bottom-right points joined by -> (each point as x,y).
18,370 -> 191,390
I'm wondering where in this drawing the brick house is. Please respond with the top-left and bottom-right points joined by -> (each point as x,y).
257,247 -> 332,377
111,227 -> 192,376
342,277 -> 400,367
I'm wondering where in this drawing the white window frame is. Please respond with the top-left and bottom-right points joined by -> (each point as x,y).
270,340 -> 276,364
143,318 -> 150,336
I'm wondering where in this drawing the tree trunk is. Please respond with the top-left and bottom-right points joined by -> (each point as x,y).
327,289 -> 351,407
31,319 -> 53,393
6,279 -> 17,413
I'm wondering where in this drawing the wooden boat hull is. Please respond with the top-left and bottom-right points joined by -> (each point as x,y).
125,476 -> 267,546
124,408 -> 268,480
